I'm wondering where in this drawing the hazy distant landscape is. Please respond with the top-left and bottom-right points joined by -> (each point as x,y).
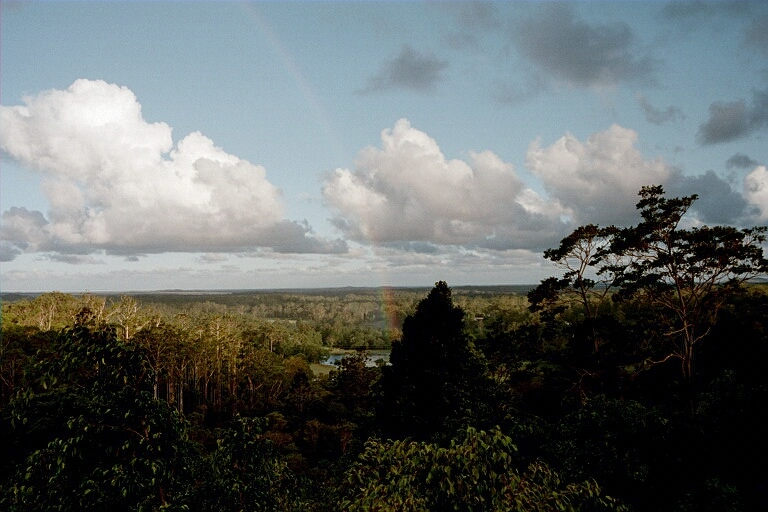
2,1 -> 768,510
1,284 -> 536,302
2,205 -> 767,508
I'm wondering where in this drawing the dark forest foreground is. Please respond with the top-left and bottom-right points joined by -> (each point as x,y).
2,187 -> 767,511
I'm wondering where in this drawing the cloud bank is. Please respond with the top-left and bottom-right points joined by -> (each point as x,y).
322,119 -> 566,250
637,95 -> 685,125
0,79 -> 345,261
3,82 -> 763,269
324,120 -> 761,256
745,14 -> 768,55
726,153 -> 760,169
661,0 -> 753,21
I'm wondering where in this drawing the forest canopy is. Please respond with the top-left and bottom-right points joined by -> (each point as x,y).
1,186 -> 767,511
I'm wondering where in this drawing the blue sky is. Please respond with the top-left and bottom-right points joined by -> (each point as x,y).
1,1 -> 767,291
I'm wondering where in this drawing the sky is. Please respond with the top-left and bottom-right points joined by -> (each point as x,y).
1,0 -> 767,292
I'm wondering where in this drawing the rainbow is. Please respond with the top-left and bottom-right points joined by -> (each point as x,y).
238,3 -> 346,161
379,285 -> 401,339
239,4 -> 404,340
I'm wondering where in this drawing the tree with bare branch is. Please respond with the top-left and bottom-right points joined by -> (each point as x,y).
528,224 -> 620,354
609,185 -> 768,382
532,185 -> 768,385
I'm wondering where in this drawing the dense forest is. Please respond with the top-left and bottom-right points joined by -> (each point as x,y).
1,186 -> 767,511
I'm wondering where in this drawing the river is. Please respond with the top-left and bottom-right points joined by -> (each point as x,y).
323,350 -> 390,367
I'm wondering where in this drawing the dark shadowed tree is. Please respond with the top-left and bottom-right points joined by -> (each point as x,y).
533,186 -> 768,384
378,281 -> 493,440
528,224 -> 620,354
0,323 -> 192,511
609,185 -> 768,382
190,416 -> 302,512
327,352 -> 378,437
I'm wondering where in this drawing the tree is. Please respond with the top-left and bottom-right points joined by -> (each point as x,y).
534,185 -> 768,383
609,185 -> 768,382
133,323 -> 175,401
0,325 -> 57,406
328,352 -> 377,420
0,323 -> 193,511
325,352 -> 379,449
107,295 -> 150,341
378,281 -> 493,440
339,426 -> 627,512
528,224 -> 619,354
3,292 -> 86,332
190,416 -> 302,512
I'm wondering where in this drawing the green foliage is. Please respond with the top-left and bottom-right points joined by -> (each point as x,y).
1,292 -> 99,331
243,320 -> 329,362
609,185 -> 768,379
545,396 -> 668,500
190,416 -> 302,512
2,270 -> 767,511
0,324 -> 57,405
378,282 -> 494,439
340,426 -> 627,512
1,325 -> 192,511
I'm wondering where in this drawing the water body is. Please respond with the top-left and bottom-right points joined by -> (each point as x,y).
323,350 -> 390,367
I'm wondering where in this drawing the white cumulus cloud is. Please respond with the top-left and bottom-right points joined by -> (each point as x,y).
322,118 -> 566,250
0,79 -> 345,260
526,124 -> 672,225
744,165 -> 768,221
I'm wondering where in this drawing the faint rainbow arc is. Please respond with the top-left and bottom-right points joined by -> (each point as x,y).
239,4 -> 402,338
238,3 -> 346,163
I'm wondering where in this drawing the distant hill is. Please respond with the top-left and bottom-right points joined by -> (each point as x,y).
0,285 -> 539,304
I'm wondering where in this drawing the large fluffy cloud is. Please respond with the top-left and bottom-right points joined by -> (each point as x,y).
0,79 -> 345,260
526,125 -> 672,225
322,119 -> 566,250
744,165 -> 768,221
526,125 -> 754,226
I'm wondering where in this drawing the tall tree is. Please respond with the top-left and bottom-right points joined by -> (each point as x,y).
533,185 -> 768,383
378,282 -> 492,440
610,186 -> 767,381
528,224 -> 619,354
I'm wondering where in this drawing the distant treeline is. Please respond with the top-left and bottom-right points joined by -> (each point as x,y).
2,187 -> 767,511
0,286 -> 533,352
